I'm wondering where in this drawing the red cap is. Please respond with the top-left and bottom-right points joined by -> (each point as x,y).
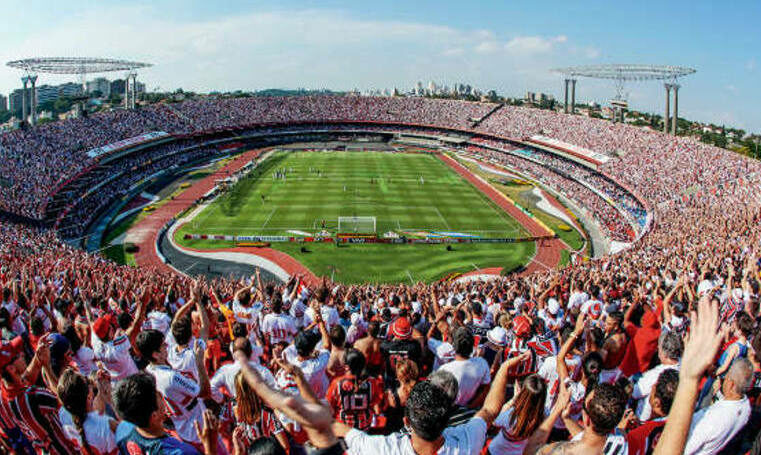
390,317 -> 412,340
93,314 -> 116,340
0,336 -> 24,369
513,316 -> 531,338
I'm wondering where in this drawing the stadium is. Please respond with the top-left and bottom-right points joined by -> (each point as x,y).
1,22 -> 760,455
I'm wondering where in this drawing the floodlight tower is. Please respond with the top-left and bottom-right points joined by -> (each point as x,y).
6,57 -> 153,121
552,64 -> 696,133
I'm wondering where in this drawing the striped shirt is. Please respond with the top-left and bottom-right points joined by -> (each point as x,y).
7,386 -> 76,455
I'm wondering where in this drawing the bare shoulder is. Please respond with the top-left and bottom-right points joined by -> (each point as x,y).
535,441 -> 577,455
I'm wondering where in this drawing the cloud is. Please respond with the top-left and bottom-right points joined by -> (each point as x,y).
746,58 -> 757,72
504,35 -> 568,55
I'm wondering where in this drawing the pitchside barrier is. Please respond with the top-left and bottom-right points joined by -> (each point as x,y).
184,233 -> 556,244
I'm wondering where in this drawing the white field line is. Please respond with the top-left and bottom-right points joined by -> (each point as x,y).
406,270 -> 415,284
433,207 -> 451,229
261,207 -> 277,228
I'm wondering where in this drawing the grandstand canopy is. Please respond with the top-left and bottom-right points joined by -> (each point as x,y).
6,57 -> 152,74
551,64 -> 695,81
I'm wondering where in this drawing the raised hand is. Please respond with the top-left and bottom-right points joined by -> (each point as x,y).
680,293 -> 726,382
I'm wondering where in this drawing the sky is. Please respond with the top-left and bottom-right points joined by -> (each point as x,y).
2,0 -> 760,132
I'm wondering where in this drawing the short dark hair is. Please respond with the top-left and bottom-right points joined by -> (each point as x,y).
586,383 -> 626,435
271,295 -> 283,314
171,316 -> 193,346
113,373 -> 159,428
368,321 -> 380,338
653,369 -> 679,414
582,351 -> 603,385
405,381 -> 451,441
294,331 -> 319,357
344,348 -> 366,377
452,327 -> 474,357
233,337 -> 252,358
135,329 -> 164,362
247,436 -> 287,455
330,324 -> 346,348
736,313 -> 754,337
233,322 -> 248,338
117,312 -> 132,331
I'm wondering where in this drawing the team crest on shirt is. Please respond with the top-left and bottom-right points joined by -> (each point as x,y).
126,441 -> 144,455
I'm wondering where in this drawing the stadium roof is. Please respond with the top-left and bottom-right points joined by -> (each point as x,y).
551,64 -> 696,81
6,57 -> 152,74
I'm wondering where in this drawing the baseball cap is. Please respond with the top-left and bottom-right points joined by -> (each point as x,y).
0,336 -> 24,369
486,327 -> 507,347
390,317 -> 412,340
547,298 -> 560,315
93,314 -> 116,340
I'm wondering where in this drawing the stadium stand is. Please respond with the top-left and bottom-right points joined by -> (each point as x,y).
1,96 -> 760,455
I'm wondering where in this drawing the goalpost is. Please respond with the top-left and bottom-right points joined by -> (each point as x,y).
337,216 -> 377,233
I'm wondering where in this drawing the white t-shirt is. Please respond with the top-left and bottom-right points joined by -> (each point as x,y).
74,347 -> 97,377
146,363 -> 205,444
684,397 -> 751,455
304,305 -> 339,330
439,357 -> 491,406
537,355 -> 583,429
209,361 -> 278,403
261,313 -> 298,345
143,310 -> 171,333
284,347 -> 330,398
166,333 -> 206,383
91,333 -> 137,382
488,408 -> 528,455
428,337 -> 455,371
632,363 -> 679,421
58,409 -> 117,455
568,291 -> 589,310
345,416 -> 488,455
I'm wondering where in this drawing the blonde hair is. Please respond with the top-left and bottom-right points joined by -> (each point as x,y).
234,371 -> 262,424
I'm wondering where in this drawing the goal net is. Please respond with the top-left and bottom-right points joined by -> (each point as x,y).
338,216 -> 377,233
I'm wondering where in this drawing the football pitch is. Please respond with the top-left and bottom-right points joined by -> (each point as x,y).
176,150 -> 536,283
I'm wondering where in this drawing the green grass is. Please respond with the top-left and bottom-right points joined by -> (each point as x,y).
454,156 -> 587,253
100,212 -> 140,266
176,150 -> 537,283
180,151 -> 529,238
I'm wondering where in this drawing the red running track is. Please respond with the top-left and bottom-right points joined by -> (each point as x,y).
128,148 -> 319,284
437,154 -> 565,275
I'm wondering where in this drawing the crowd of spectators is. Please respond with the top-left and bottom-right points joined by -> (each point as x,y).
1,97 -> 761,455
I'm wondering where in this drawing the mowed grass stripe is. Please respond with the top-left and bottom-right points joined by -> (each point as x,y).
176,150 -> 535,283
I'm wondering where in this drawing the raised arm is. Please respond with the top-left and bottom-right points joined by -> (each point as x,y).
476,350 -> 531,425
125,298 -> 148,346
234,351 -> 337,449
557,314 -> 585,382
654,295 -> 726,455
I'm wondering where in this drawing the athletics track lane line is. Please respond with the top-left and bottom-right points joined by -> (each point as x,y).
127,148 -> 320,285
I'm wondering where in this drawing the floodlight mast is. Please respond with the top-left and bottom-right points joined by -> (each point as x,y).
550,64 -> 696,132
6,57 -> 153,125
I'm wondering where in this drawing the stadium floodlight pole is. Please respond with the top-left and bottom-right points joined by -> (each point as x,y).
6,57 -> 153,112
29,74 -> 38,126
564,79 -> 569,114
551,64 -> 695,129
664,83 -> 671,134
671,84 -> 680,135
20,76 -> 29,124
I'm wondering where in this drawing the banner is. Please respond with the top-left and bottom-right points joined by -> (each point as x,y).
87,131 -> 171,159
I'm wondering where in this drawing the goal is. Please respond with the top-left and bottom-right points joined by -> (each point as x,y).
338,216 -> 377,233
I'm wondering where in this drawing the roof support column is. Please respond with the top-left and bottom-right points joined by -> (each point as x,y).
671,84 -> 679,135
570,79 -> 576,114
663,83 -> 671,134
